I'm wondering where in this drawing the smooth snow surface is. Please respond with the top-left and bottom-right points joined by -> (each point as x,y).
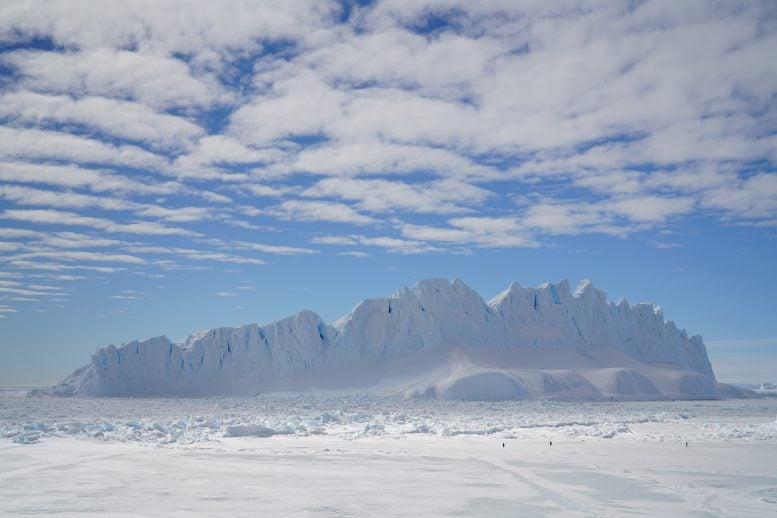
1,389 -> 776,516
45,279 -> 717,399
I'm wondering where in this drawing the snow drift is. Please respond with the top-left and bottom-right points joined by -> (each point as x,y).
43,279 -> 718,400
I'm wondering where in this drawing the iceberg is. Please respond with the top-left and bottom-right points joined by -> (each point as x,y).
43,279 -> 718,400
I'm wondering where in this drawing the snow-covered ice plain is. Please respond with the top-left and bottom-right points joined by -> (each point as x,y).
2,388 -> 776,516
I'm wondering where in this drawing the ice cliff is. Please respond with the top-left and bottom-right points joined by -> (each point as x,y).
44,279 -> 718,400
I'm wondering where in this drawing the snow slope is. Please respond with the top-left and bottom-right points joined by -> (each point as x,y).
43,279 -> 718,399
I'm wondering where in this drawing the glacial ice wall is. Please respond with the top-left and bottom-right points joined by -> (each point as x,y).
47,279 -> 716,397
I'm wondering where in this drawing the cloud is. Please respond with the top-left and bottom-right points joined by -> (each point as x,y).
109,291 -> 144,300
11,250 -> 145,264
134,205 -> 211,223
4,48 -> 221,109
399,216 -> 536,249
0,161 -> 179,195
123,245 -> 265,265
324,88 -> 483,149
220,218 -> 263,230
311,235 -> 358,245
520,196 -> 695,236
450,217 -> 537,248
0,127 -> 169,171
701,173 -> 777,222
109,295 -> 137,300
650,241 -> 682,250
0,185 -> 225,228
302,177 -> 491,214
0,278 -> 64,297
574,171 -> 645,195
278,140 -> 496,179
611,196 -> 695,223
395,224 -> 472,244
231,241 -> 317,255
35,274 -> 87,281
400,217 -> 537,248
230,69 -> 347,145
311,233 -> 441,254
0,228 -> 42,239
0,184 -> 135,211
0,0 -> 335,60
0,184 -> 221,230
200,191 -> 233,204
0,0 -> 775,319
269,200 -> 376,225
0,229 -> 119,249
8,260 -> 126,273
0,242 -> 23,252
304,28 -> 501,102
2,209 -> 198,236
240,183 -> 294,198
520,201 -> 628,236
27,283 -> 61,291
358,235 -> 440,254
174,135 -> 285,177
0,91 -> 204,149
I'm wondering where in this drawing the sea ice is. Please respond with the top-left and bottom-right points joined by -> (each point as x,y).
1,389 -> 776,516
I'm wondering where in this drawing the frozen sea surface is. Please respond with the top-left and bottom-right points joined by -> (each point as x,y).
1,388 -> 776,516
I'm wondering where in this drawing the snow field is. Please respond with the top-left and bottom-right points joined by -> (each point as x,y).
2,390 -> 776,515
2,434 -> 775,516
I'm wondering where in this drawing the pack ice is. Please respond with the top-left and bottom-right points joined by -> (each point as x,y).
44,279 -> 718,400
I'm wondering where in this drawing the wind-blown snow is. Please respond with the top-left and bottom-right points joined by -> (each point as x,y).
43,279 -> 717,399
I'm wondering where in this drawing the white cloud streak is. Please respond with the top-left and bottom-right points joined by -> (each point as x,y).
11,251 -> 145,264
0,91 -> 204,149
231,241 -> 317,255
269,200 -> 376,225
124,245 -> 265,265
0,161 -> 179,195
303,177 -> 491,214
0,126 -> 170,171
3,49 -> 221,110
1,209 -> 198,236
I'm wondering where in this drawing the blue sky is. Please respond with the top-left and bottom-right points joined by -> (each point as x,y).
0,0 -> 775,385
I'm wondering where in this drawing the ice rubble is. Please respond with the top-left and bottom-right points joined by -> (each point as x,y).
42,278 -> 717,400
3,392 -> 777,446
